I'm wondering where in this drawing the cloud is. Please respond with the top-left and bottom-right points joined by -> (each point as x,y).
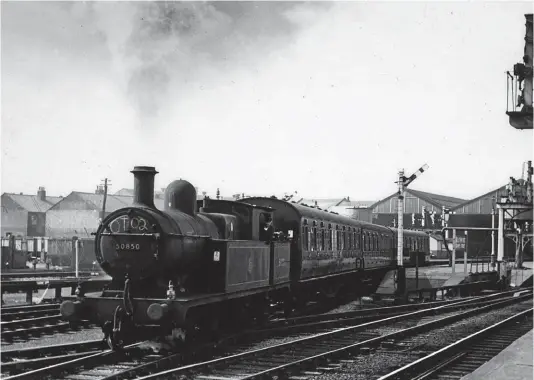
87,1 -> 330,122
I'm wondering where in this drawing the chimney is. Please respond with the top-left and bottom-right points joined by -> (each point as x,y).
37,187 -> 46,201
131,166 -> 158,208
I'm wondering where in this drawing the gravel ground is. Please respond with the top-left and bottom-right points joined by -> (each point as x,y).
1,326 -> 103,351
305,300 -> 532,380
324,299 -> 370,314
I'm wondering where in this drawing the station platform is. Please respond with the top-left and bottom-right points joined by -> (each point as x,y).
375,261 -> 533,296
460,329 -> 533,380
375,263 -> 499,296
510,261 -> 533,288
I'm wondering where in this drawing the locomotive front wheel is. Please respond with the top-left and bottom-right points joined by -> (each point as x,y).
107,332 -> 125,350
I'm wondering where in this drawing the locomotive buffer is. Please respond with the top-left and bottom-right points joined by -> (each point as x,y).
396,164 -> 429,296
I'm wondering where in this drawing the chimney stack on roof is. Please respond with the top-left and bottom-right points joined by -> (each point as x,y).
37,187 -> 46,201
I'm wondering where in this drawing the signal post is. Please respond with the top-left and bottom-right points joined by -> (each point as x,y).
396,164 -> 429,297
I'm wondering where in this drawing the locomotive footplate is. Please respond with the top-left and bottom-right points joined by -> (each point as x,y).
60,283 -> 285,326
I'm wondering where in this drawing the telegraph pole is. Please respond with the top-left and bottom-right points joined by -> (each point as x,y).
396,164 -> 429,296
100,178 -> 110,220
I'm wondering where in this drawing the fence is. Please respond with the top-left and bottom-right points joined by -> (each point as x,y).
1,236 -> 98,272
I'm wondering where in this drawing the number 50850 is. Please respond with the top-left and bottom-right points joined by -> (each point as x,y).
115,243 -> 141,250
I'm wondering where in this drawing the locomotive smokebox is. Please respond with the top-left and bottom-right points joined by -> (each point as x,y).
131,166 -> 158,208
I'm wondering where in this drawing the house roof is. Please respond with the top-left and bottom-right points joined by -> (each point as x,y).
1,193 -> 62,212
114,188 -> 167,197
49,191 -> 210,212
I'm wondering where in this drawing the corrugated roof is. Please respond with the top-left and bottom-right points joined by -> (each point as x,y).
451,184 -> 509,211
2,193 -> 62,212
370,189 -> 466,210
407,189 -> 466,209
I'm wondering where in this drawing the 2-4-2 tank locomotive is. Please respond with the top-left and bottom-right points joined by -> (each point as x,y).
61,166 -> 429,349
61,166 -> 292,348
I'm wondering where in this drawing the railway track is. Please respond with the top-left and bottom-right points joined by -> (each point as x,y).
1,303 -> 60,320
7,290 -> 529,380
1,339 -> 108,377
1,303 -> 93,341
123,292 -> 532,380
378,306 -> 533,380
1,272 -> 94,281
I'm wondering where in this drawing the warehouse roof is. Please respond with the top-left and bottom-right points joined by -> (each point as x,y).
370,189 -> 466,210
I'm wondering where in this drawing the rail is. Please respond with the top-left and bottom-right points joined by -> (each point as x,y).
1,278 -> 110,305
404,279 -> 499,301
127,293 -> 532,380
377,306 -> 533,379
0,271 -> 95,281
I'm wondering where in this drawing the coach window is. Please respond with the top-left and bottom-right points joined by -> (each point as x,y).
302,221 -> 309,251
312,225 -> 318,252
327,224 -> 333,250
356,230 -> 360,249
320,229 -> 325,251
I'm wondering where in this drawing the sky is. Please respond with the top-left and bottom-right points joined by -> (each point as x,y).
1,1 -> 533,202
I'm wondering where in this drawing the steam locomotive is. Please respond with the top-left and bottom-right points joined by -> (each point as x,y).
60,166 -> 429,348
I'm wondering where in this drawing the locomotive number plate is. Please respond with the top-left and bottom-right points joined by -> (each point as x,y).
115,243 -> 141,251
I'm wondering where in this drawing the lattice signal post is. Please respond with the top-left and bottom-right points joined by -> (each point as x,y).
506,14 -> 532,129
396,164 -> 429,295
496,161 -> 533,270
